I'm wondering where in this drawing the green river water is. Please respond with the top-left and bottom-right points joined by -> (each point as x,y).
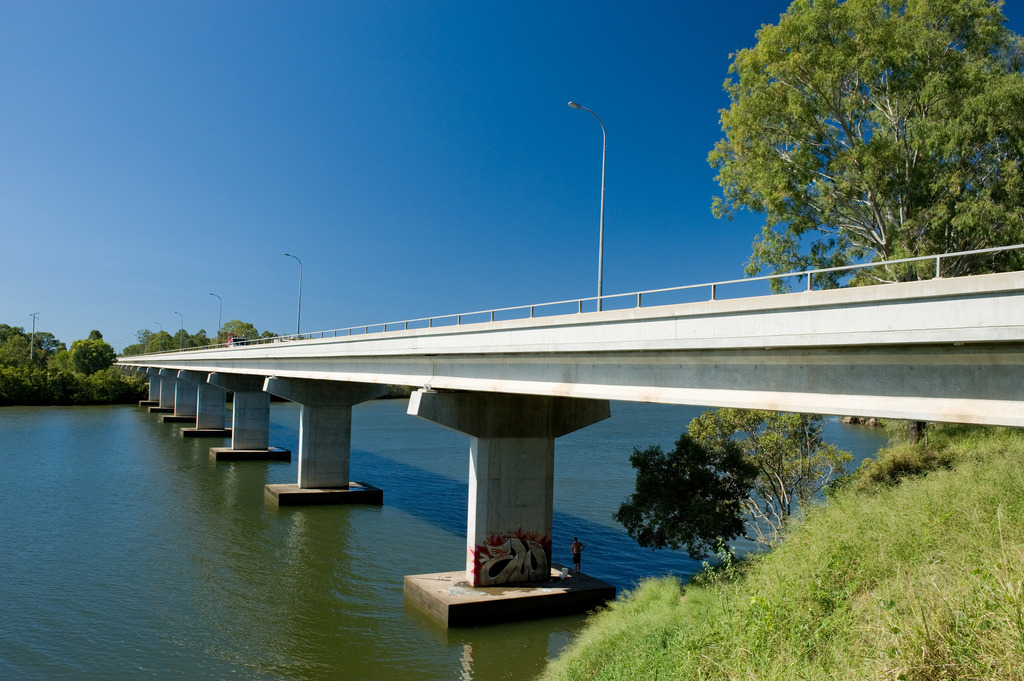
0,400 -> 888,680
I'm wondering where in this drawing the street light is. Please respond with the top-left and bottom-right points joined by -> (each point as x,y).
284,253 -> 302,336
174,311 -> 183,350
568,101 -> 607,311
154,322 -> 163,351
209,293 -> 223,343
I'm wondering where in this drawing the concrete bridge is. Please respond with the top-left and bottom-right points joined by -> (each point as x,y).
117,263 -> 1024,620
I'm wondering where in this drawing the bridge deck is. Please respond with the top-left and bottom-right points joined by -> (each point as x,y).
120,271 -> 1024,426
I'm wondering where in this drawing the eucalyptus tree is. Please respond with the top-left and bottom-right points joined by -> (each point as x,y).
710,0 -> 1024,286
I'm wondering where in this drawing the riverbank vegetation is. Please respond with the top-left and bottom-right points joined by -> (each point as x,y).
541,423 -> 1024,680
615,410 -> 852,555
0,325 -> 145,406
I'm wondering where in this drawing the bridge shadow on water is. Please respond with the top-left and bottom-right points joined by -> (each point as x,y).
268,399 -> 709,592
350,447 -> 703,593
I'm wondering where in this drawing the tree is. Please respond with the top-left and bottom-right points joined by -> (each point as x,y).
219,320 -> 260,343
48,349 -> 73,373
0,325 -> 64,372
69,338 -> 115,375
616,409 -> 852,554
189,329 -> 211,347
709,0 -> 1024,287
171,328 -> 210,350
614,434 -> 757,557
32,332 -> 65,357
144,331 -> 173,353
0,334 -> 30,368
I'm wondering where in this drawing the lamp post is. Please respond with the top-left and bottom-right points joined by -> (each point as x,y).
209,293 -> 222,343
568,101 -> 607,311
284,253 -> 302,336
28,312 -> 39,363
174,311 -> 183,350
154,322 -> 163,352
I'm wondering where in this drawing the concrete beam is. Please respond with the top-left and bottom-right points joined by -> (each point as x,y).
263,378 -> 386,493
409,390 -> 609,587
410,390 -> 612,438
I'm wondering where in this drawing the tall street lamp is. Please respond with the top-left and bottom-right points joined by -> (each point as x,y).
568,101 -> 607,311
284,253 -> 302,336
174,311 -> 183,350
154,322 -> 163,351
209,293 -> 223,342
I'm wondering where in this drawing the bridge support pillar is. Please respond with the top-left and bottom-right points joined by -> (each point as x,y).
207,373 -> 290,461
408,389 -> 610,587
262,378 -> 386,506
160,368 -> 197,424
148,368 -> 177,414
139,368 -> 160,407
176,370 -> 230,438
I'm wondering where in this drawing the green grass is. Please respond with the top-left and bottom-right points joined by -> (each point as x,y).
541,425 -> 1024,680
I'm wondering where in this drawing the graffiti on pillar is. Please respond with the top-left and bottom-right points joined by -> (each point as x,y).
472,530 -> 550,586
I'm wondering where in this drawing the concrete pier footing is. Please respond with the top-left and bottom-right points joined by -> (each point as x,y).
404,564 -> 615,627
264,481 -> 382,506
180,427 -> 232,438
161,414 -> 196,424
148,406 -> 174,414
210,446 -> 291,462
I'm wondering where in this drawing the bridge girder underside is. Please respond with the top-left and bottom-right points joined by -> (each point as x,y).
122,341 -> 1023,427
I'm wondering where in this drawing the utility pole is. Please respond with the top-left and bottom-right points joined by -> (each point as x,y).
28,312 -> 39,363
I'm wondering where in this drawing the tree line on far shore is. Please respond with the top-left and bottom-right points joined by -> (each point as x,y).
1,318 -> 284,406
121,319 -> 279,356
0,326 -> 145,406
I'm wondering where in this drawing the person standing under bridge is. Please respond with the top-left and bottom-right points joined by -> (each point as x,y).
571,537 -> 585,573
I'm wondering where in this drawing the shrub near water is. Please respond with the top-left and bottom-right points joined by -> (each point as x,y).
541,426 -> 1024,680
0,366 -> 146,406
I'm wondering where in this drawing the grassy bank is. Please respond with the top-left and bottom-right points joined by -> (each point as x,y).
541,425 -> 1024,680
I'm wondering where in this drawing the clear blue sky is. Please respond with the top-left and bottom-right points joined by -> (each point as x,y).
3,1 -> 1023,349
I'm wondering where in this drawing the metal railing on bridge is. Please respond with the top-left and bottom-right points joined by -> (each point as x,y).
125,244 -> 1024,355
